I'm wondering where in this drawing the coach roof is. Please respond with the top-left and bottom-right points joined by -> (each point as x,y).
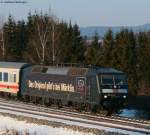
0,62 -> 30,69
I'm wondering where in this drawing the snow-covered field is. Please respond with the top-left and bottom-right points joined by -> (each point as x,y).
0,115 -> 95,135
0,113 -> 148,135
0,99 -> 149,135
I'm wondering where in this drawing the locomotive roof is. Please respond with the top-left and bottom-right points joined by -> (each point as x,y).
46,67 -> 69,75
0,62 -> 30,69
32,65 -> 88,76
31,65 -> 123,75
96,67 -> 124,74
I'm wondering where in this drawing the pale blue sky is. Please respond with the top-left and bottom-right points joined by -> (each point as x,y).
0,0 -> 150,27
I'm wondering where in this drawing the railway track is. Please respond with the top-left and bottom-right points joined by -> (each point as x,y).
0,98 -> 149,134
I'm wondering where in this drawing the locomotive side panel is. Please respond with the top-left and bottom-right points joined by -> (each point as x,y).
22,71 -> 90,104
86,76 -> 100,106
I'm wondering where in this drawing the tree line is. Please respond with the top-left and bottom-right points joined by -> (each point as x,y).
0,12 -> 150,96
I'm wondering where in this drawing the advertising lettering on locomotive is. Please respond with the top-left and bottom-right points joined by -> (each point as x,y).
28,80 -> 75,92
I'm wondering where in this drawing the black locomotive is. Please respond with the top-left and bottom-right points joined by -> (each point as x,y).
0,62 -> 128,113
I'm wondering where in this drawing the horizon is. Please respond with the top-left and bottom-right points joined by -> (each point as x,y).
80,22 -> 150,28
0,0 -> 150,27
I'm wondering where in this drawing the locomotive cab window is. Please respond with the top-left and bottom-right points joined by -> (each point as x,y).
3,72 -> 8,82
114,74 -> 127,85
0,72 -> 2,81
101,75 -> 114,85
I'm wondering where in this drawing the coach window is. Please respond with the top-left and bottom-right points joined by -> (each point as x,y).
4,72 -> 8,82
0,72 -> 2,81
13,73 -> 16,82
9,73 -> 13,82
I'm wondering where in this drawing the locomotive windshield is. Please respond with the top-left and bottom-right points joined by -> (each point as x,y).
114,75 -> 127,85
101,75 -> 114,85
100,74 -> 127,85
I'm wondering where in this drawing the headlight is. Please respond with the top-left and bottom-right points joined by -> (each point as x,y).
104,95 -> 107,98
113,85 -> 117,88
123,95 -> 126,99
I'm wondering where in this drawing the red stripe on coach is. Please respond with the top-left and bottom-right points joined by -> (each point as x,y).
0,84 -> 19,89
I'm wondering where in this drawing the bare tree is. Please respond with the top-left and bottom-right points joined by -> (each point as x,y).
28,10 -> 61,64
35,8 -> 62,64
45,10 -> 61,64
36,17 -> 50,63
51,22 -> 61,64
24,6 -> 62,64
26,12 -> 52,64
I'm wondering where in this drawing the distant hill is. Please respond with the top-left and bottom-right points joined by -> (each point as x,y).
80,23 -> 150,37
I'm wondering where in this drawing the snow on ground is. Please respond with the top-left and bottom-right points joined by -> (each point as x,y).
119,109 -> 137,118
0,115 -> 94,135
0,108 -> 149,135
119,108 -> 150,120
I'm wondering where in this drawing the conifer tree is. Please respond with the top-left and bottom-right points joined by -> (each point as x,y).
3,15 -> 17,60
85,33 -> 103,66
137,32 -> 150,94
103,29 -> 114,67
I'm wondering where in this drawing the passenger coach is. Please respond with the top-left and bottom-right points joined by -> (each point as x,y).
0,62 -> 30,96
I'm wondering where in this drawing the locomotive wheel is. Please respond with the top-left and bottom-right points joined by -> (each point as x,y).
31,96 -> 36,104
57,99 -> 63,108
67,101 -> 73,107
72,102 -> 80,110
80,103 -> 90,112
80,103 -> 84,111
35,97 -> 39,104
85,103 -> 91,112
48,98 -> 53,106
43,98 -> 49,106
92,105 -> 99,113
24,95 -> 30,102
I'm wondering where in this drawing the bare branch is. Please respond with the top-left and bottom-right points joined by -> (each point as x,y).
37,20 -> 44,47
43,23 -> 49,46
32,40 -> 42,61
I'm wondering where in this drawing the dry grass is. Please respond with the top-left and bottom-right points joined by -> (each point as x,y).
0,128 -> 31,135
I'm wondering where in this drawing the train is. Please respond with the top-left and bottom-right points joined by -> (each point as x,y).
0,61 -> 128,114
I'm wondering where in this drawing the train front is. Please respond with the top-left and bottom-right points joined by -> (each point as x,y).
99,73 -> 128,111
